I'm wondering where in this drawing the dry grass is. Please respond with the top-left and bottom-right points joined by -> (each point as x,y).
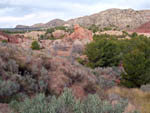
108,87 -> 150,113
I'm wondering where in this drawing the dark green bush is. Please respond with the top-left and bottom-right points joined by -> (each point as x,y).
85,35 -> 121,68
55,26 -> 67,31
1,40 -> 8,43
31,41 -> 40,50
131,32 -> 138,38
121,36 -> 150,88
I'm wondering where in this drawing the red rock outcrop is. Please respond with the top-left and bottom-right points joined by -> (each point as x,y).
134,21 -> 150,33
0,31 -> 23,43
69,24 -> 93,41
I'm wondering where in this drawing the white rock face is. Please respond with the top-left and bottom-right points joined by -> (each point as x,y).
67,8 -> 150,30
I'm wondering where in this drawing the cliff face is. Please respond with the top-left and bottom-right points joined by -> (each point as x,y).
16,8 -> 150,30
66,8 -> 150,30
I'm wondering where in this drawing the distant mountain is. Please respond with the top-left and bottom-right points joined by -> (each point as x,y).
16,8 -> 150,30
44,19 -> 65,28
31,23 -> 45,28
16,19 -> 65,28
15,25 -> 30,29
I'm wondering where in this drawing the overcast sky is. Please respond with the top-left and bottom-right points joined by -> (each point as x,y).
0,0 -> 150,28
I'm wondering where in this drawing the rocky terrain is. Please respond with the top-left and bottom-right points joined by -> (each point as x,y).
0,25 -> 137,113
67,8 -> 150,30
16,8 -> 150,31
2,16 -> 150,112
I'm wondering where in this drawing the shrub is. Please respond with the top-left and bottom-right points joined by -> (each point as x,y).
85,35 -> 121,68
40,34 -> 44,40
131,32 -> 138,38
71,42 -> 84,55
103,27 -> 112,31
141,84 -> 150,92
88,24 -> 99,33
10,88 -> 132,113
121,36 -> 150,88
0,80 -> 20,103
46,28 -> 55,34
1,40 -> 8,43
126,25 -> 130,28
122,31 -> 129,37
31,41 -> 40,50
76,57 -> 86,65
0,80 -> 20,97
55,26 -> 67,31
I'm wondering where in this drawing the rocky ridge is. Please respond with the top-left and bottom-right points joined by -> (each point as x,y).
16,19 -> 65,28
16,8 -> 150,30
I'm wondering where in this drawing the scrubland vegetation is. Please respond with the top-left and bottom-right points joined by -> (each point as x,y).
84,33 -> 150,88
1,25 -> 150,113
0,42 -> 137,113
39,26 -> 74,40
10,88 -> 131,113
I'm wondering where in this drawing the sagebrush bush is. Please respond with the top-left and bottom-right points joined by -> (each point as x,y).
141,84 -> 150,92
0,79 -> 20,103
10,88 -> 135,113
0,80 -> 20,96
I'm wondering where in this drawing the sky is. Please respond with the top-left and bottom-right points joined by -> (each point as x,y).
0,0 -> 150,28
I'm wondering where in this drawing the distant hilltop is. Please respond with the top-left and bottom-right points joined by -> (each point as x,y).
16,19 -> 65,29
16,8 -> 150,31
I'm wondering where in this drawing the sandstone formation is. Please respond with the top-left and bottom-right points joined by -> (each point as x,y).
52,30 -> 68,39
69,24 -> 93,41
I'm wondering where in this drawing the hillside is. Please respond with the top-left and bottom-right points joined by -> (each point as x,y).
16,8 -> 150,30
67,8 -> 150,30
16,19 -> 65,28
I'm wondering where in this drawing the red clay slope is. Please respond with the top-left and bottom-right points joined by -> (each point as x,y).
134,21 -> 150,33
